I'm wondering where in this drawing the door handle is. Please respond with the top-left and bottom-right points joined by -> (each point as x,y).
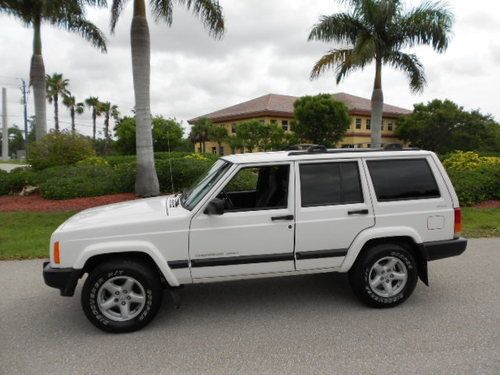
348,209 -> 369,215
271,215 -> 294,221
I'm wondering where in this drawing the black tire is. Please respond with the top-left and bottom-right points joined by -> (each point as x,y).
81,259 -> 163,333
348,243 -> 418,308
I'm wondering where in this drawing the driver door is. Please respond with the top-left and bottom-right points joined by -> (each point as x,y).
189,162 -> 295,280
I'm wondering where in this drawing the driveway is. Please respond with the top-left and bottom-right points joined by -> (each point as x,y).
0,238 -> 499,374
0,163 -> 26,172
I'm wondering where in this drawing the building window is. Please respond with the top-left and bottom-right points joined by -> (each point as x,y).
231,123 -> 237,134
211,147 -> 217,154
381,121 -> 384,130
355,118 -> 362,129
219,147 -> 224,155
388,122 -> 393,131
367,144 -> 371,148
270,119 -> 277,124
366,119 -> 371,130
282,120 -> 289,131
259,119 -> 265,124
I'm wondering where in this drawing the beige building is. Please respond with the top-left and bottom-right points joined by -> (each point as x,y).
188,93 -> 411,155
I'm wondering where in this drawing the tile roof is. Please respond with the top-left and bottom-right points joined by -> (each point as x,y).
188,93 -> 412,124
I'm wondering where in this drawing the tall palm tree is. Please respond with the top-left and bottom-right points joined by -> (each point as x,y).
0,1 -> 107,140
63,94 -> 85,133
109,0 -> 225,197
46,73 -> 70,131
100,101 -> 120,139
85,96 -> 102,140
309,0 -> 453,148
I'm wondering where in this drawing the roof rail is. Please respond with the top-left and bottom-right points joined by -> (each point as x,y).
288,144 -> 419,156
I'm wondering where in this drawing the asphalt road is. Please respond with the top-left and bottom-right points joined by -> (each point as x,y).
0,238 -> 499,375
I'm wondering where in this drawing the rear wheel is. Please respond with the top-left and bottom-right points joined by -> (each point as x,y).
348,243 -> 418,308
81,259 -> 163,333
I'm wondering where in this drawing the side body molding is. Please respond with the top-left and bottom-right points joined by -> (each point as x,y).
340,226 -> 424,273
73,240 -> 180,287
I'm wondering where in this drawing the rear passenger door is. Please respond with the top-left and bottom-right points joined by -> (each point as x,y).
294,159 -> 375,270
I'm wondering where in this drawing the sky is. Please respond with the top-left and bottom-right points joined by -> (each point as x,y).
0,0 -> 499,138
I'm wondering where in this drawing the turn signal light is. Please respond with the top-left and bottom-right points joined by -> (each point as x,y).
454,208 -> 462,238
54,241 -> 61,264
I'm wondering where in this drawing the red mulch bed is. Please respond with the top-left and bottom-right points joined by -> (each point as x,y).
0,193 -> 138,212
472,200 -> 500,209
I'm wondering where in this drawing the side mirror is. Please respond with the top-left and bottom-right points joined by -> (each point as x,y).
204,198 -> 225,215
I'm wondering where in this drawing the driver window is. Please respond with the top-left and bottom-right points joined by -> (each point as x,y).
219,164 -> 289,211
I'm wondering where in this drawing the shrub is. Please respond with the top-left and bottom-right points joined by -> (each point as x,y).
443,151 -> 500,171
0,170 -> 9,195
39,165 -> 122,199
4,167 -> 37,192
76,156 -> 110,167
156,158 -> 214,193
447,164 -> 500,206
28,132 -> 95,170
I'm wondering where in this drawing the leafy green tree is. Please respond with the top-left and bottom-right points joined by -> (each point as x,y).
190,117 -> 214,153
227,135 -> 244,154
0,0 -> 107,140
396,99 -> 500,154
114,116 -> 184,155
46,73 -> 70,131
152,116 -> 184,152
236,120 -> 269,152
84,96 -> 102,140
293,94 -> 351,147
62,94 -> 84,133
209,125 -> 228,154
309,0 -> 453,148
109,0 -> 224,197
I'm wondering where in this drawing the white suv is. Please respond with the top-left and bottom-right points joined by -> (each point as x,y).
43,146 -> 467,333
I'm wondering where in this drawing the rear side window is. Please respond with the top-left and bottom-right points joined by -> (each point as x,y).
367,159 -> 440,201
300,162 -> 363,207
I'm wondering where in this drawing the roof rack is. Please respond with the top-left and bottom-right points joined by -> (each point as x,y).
288,143 -> 420,156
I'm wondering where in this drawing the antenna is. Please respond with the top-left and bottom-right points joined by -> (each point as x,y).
166,128 -> 175,193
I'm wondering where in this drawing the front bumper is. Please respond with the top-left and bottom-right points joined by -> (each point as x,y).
423,237 -> 468,261
42,261 -> 82,297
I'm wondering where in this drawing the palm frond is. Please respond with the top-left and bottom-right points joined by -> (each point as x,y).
308,13 -> 366,44
385,51 -> 426,93
176,0 -> 225,39
399,0 -> 453,52
62,16 -> 108,52
311,48 -> 354,80
150,0 -> 173,25
110,0 -> 129,32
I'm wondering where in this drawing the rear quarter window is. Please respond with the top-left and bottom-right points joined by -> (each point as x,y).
367,158 -> 440,201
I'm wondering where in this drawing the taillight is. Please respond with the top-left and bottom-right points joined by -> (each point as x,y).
454,208 -> 462,238
54,241 -> 61,264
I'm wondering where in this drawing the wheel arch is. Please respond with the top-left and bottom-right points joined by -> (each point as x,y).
341,229 -> 429,286
75,241 -> 180,287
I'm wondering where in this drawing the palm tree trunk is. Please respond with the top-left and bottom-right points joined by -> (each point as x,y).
371,58 -> 384,148
131,0 -> 159,197
54,93 -> 59,131
30,16 -> 47,140
70,107 -> 75,133
92,108 -> 96,140
104,113 -> 109,139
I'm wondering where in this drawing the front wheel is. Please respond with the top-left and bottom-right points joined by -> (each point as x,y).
348,243 -> 418,308
81,259 -> 163,333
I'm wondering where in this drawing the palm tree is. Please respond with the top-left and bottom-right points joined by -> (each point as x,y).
63,94 -> 85,133
209,125 -> 228,155
191,117 -> 213,153
110,0 -> 225,197
85,96 -> 101,140
0,1 -> 107,140
100,101 -> 120,139
46,73 -> 70,131
308,0 -> 453,148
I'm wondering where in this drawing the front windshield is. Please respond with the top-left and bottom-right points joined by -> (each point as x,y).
181,159 -> 232,210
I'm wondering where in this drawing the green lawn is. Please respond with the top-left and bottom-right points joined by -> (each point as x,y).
0,211 -> 75,260
0,208 -> 498,260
